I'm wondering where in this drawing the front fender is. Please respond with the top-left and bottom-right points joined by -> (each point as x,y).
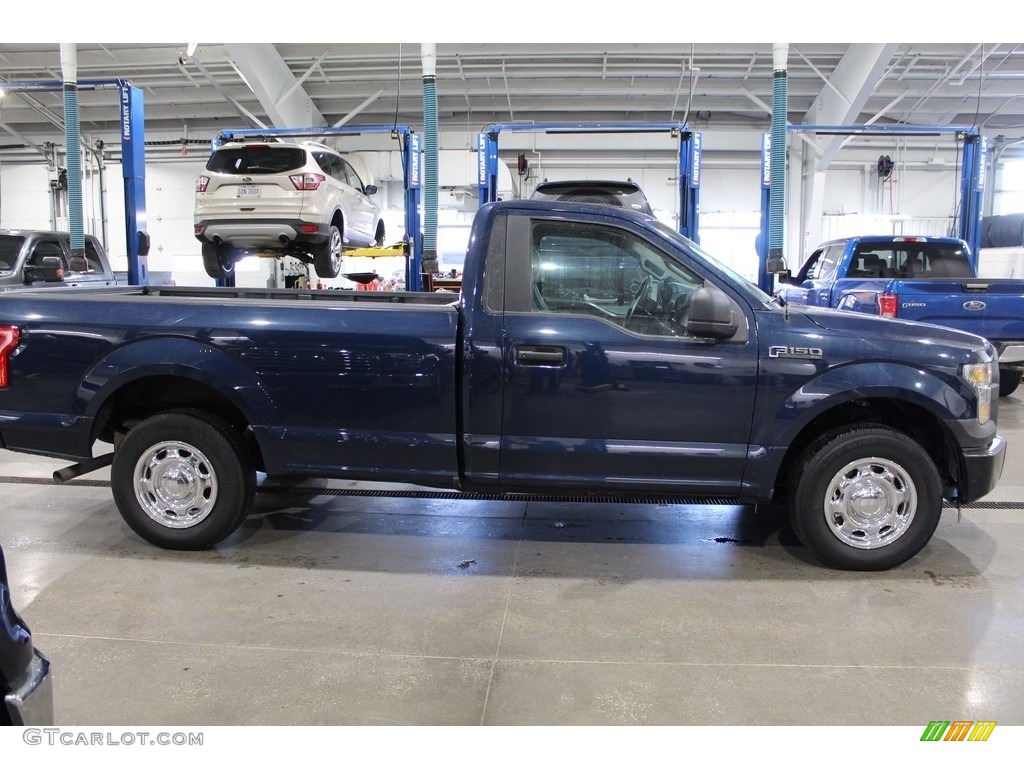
752,360 -> 972,450
78,336 -> 276,425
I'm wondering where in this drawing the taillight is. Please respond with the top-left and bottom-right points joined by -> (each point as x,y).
196,175 -> 210,192
290,173 -> 325,191
878,293 -> 898,319
0,326 -> 20,389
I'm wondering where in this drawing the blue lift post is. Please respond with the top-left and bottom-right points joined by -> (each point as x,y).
212,125 -> 424,290
1,78 -> 149,284
758,124 -> 988,291
477,122 -> 703,242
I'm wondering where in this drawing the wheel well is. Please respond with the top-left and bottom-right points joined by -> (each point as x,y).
331,210 -> 344,232
773,397 -> 956,504
91,376 -> 265,472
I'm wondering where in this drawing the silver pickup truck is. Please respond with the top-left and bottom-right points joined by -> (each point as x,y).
0,230 -> 117,292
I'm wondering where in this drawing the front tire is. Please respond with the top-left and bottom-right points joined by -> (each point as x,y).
312,224 -> 342,278
999,367 -> 1021,398
788,426 -> 942,571
111,410 -> 255,550
374,220 -> 386,247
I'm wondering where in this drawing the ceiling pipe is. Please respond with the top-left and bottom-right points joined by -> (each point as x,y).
60,43 -> 85,258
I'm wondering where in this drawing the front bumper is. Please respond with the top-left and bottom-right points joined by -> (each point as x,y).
4,649 -> 53,726
956,434 -> 1007,504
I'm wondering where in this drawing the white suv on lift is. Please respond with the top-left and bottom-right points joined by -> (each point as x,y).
194,139 -> 386,280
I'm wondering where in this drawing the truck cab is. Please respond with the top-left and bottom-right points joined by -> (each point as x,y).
0,230 -> 117,292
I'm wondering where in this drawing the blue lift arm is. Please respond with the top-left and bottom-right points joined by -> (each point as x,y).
477,122 -> 702,242
1,78 -> 149,285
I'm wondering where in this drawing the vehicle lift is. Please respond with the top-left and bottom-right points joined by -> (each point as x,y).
757,124 -> 987,293
1,78 -> 150,284
211,125 -> 425,290
477,122 -> 703,242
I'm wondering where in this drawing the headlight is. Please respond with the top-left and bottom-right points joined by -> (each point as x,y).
962,361 -> 994,424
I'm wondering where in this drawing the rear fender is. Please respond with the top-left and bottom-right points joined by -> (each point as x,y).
78,336 -> 276,425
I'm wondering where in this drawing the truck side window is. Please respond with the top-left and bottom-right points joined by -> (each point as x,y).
528,219 -> 702,338
26,241 -> 66,270
803,245 -> 843,280
75,241 -> 105,273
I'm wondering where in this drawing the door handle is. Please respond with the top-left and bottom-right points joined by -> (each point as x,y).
516,346 -> 566,366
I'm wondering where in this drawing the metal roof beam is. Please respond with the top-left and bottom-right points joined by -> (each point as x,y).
804,43 -> 899,171
224,43 -> 326,129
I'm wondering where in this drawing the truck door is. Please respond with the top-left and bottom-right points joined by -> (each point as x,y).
496,212 -> 757,496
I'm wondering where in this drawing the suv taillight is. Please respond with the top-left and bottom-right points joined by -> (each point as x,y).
878,293 -> 898,319
196,176 -> 210,192
290,173 -> 325,191
0,326 -> 20,389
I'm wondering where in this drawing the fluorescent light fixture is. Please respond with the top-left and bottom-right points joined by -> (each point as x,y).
186,43 -> 198,57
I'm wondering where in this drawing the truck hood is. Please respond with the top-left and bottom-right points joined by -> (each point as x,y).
796,305 -> 996,362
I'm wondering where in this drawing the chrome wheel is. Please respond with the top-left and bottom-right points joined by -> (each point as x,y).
824,457 -> 917,550
328,227 -> 342,273
133,440 -> 218,529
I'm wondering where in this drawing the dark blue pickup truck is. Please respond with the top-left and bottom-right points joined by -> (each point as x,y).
775,235 -> 1024,397
0,201 -> 1008,570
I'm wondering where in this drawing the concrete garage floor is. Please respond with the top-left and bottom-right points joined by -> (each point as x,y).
1,394 -> 1023,728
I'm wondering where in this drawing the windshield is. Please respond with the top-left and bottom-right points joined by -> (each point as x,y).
649,220 -> 775,305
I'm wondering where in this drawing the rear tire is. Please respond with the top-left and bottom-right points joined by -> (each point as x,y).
201,243 -> 236,281
111,410 -> 255,550
999,367 -> 1021,398
788,425 -> 942,571
312,224 -> 342,278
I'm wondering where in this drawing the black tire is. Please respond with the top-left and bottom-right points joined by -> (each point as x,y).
312,224 -> 342,278
999,367 -> 1021,398
374,220 -> 386,247
788,425 -> 942,571
111,410 -> 255,550
201,243 -> 235,281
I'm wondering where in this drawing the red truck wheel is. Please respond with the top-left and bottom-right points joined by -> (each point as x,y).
111,410 -> 255,550
788,426 -> 943,571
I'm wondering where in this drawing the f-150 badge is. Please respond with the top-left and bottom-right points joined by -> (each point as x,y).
769,346 -> 823,359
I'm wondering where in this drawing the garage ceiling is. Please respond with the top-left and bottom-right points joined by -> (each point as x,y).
1,42 -> 1023,164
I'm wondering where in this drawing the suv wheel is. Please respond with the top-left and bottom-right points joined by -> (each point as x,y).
374,220 -> 386,247
312,225 -> 342,278
201,243 -> 236,281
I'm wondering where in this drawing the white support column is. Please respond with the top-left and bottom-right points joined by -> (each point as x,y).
799,43 -> 898,257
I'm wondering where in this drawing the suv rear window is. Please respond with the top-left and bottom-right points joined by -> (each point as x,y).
207,145 -> 306,175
